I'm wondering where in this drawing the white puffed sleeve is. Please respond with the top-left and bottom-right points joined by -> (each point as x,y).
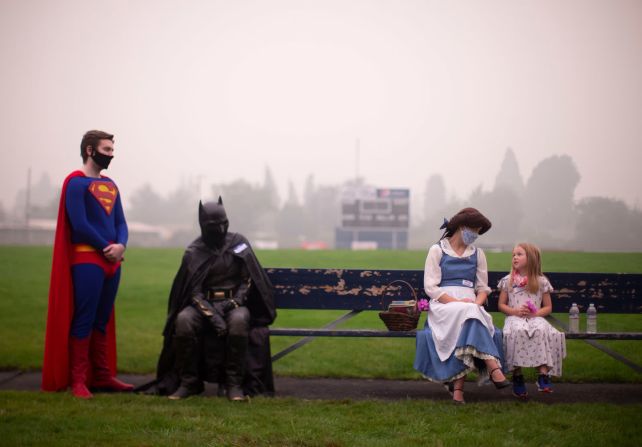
474,247 -> 492,295
423,244 -> 446,301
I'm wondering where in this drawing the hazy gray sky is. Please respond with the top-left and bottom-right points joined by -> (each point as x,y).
1,0 -> 641,214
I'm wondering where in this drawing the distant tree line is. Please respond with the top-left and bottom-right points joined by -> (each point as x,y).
5,150 -> 641,251
127,168 -> 341,248
414,148 -> 642,251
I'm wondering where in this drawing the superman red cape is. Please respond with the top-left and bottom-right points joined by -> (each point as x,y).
41,170 -> 117,391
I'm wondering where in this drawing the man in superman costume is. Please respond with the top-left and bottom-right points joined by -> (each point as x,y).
42,130 -> 133,399
145,198 -> 276,401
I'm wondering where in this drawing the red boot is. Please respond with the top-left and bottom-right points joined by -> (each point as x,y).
69,337 -> 93,399
89,330 -> 134,392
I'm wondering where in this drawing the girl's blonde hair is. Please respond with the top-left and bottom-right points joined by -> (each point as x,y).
511,242 -> 543,293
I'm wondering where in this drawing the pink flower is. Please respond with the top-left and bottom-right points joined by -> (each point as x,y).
526,300 -> 537,314
418,299 -> 430,312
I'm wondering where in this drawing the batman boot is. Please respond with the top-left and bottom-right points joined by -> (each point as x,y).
168,336 -> 204,400
225,335 -> 248,401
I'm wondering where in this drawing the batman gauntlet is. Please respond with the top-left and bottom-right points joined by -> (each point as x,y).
192,295 -> 227,337
224,278 -> 251,312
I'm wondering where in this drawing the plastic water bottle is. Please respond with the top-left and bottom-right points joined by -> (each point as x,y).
587,303 -> 597,334
569,303 -> 580,333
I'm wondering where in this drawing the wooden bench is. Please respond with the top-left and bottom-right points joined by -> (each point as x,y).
265,269 -> 642,364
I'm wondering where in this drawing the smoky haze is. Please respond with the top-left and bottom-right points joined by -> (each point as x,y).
6,149 -> 642,251
1,1 -> 641,251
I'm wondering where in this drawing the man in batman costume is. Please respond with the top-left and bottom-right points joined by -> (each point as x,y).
149,198 -> 276,400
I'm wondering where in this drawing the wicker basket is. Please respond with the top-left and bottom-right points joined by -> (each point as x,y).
378,280 -> 420,331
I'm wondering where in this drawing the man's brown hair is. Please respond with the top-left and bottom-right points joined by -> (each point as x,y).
80,130 -> 114,162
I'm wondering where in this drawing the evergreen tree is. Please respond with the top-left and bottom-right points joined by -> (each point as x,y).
127,184 -> 166,224
262,166 -> 280,212
575,197 -> 642,251
212,179 -> 272,237
423,174 -> 447,220
275,181 -> 307,247
468,185 -> 523,249
303,180 -> 340,244
523,155 -> 580,241
303,174 -> 315,206
494,147 -> 524,197
165,181 -> 199,225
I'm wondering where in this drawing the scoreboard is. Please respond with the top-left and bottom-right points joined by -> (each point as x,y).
340,188 -> 409,229
336,186 -> 409,249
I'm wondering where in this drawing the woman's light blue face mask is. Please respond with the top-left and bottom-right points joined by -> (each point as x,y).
461,227 -> 479,245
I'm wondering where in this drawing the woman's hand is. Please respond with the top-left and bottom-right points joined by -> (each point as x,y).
475,293 -> 487,306
439,294 -> 474,304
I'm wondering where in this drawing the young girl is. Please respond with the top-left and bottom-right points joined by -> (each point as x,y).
498,243 -> 566,399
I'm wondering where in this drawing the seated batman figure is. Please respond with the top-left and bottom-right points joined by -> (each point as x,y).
149,198 -> 276,401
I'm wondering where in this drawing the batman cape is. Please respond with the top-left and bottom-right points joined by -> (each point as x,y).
145,232 -> 276,396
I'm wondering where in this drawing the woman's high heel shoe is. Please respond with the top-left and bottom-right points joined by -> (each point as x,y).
489,367 -> 511,389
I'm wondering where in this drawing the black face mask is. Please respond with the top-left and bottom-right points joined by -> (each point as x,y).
91,150 -> 113,169
199,198 -> 229,249
202,220 -> 229,248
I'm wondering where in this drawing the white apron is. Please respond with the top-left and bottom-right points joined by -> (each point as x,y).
427,285 -> 495,361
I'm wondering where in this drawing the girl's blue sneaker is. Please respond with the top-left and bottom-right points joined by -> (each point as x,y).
537,374 -> 553,393
512,374 -> 529,399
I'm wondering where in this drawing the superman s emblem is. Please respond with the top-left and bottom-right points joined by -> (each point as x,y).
89,181 -> 118,215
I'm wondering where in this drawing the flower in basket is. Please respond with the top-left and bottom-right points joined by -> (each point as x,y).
417,298 -> 430,312
525,299 -> 537,315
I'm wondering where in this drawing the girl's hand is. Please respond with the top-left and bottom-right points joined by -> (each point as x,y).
515,305 -> 530,318
460,298 -> 475,303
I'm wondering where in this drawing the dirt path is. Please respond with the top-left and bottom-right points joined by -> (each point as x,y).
2,370 -> 641,404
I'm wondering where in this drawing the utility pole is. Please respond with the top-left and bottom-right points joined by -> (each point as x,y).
355,138 -> 360,184
25,167 -> 31,227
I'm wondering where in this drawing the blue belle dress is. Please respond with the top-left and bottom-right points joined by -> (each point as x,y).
414,240 -> 505,383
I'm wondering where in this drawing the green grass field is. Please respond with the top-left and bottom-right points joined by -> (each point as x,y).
1,246 -> 641,446
1,392 -> 640,447
1,246 -> 641,382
